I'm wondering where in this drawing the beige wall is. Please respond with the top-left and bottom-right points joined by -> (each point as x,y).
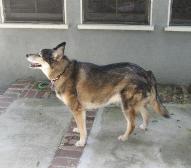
0,0 -> 190,89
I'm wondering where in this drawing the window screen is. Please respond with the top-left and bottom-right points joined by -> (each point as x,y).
170,0 -> 191,26
83,0 -> 150,25
3,0 -> 64,23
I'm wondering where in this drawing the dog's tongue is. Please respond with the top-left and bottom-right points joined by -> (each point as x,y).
30,63 -> 41,68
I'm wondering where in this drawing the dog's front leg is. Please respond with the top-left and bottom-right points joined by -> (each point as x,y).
72,109 -> 87,147
67,93 -> 87,147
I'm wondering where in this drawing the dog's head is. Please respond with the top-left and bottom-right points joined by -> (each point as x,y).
26,42 -> 69,79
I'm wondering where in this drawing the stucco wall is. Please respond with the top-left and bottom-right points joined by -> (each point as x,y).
0,0 -> 190,89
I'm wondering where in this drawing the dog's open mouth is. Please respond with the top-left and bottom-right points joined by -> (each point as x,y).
30,63 -> 42,68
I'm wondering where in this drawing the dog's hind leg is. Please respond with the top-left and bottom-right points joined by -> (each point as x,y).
118,106 -> 136,141
118,94 -> 136,141
139,106 -> 149,130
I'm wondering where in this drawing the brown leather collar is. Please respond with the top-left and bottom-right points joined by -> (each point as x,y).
50,64 -> 69,90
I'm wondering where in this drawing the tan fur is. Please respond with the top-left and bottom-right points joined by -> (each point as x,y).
26,42 -> 169,147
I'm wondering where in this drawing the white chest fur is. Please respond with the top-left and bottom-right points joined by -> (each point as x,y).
56,92 -> 68,106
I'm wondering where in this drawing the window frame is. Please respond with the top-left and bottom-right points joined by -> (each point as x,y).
0,0 -> 68,29
78,0 -> 154,31
165,0 -> 191,32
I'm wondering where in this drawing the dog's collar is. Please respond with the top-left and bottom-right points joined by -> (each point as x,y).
50,64 -> 69,89
51,70 -> 65,82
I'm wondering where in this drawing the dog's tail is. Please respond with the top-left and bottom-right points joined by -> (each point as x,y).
147,70 -> 170,118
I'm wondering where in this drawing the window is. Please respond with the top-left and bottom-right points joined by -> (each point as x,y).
170,0 -> 191,26
83,0 -> 151,25
2,0 -> 64,23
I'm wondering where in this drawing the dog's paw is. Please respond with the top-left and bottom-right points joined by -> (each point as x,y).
118,135 -> 128,142
73,127 -> 80,133
139,124 -> 147,131
75,140 -> 86,147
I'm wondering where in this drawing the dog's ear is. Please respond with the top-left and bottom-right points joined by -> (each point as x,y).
53,42 -> 66,51
53,42 -> 66,61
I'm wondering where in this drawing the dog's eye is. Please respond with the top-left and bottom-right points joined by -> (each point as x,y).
38,52 -> 42,57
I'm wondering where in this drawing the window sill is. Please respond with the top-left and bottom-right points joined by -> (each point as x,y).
77,24 -> 154,31
165,26 -> 191,32
0,23 -> 68,29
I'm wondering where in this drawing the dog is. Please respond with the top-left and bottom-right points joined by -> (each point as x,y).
26,42 -> 169,147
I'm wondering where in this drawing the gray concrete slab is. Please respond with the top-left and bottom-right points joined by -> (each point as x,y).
0,98 -> 71,168
79,105 -> 191,168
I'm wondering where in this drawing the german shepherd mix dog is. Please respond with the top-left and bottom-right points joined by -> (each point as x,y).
26,42 -> 169,147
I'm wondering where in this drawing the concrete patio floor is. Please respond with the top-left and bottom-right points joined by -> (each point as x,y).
79,105 -> 191,168
0,98 -> 71,168
0,86 -> 191,168
0,80 -> 191,168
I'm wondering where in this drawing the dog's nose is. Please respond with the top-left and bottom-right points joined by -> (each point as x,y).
26,54 -> 29,58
